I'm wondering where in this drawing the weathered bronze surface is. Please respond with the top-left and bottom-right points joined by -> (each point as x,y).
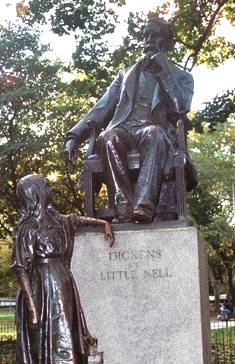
65,17 -> 197,223
11,174 -> 114,364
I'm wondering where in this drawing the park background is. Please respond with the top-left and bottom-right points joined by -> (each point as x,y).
0,1 -> 234,359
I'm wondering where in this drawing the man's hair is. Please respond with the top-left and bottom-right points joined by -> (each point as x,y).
144,16 -> 175,51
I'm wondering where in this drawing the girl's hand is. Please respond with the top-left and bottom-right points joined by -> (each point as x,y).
29,305 -> 40,331
86,334 -> 97,346
104,221 -> 115,247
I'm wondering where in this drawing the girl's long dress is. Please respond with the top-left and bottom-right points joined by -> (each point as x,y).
11,211 -> 89,364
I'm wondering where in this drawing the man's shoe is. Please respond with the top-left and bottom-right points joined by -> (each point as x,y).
113,200 -> 132,223
112,216 -> 132,223
132,205 -> 154,223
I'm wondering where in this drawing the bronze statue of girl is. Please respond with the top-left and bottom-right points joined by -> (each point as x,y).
11,174 -> 114,363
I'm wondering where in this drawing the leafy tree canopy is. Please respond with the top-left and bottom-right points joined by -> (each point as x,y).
0,21 -> 64,237
188,120 -> 235,301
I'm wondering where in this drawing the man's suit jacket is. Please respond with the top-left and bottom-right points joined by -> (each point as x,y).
67,55 -> 194,141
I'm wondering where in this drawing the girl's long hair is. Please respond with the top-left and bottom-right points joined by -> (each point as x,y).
17,174 -> 50,226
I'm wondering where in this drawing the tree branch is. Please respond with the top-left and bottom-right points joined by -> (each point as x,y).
184,0 -> 229,71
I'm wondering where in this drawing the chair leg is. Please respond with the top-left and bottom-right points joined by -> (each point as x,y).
175,160 -> 186,219
107,186 -> 115,209
176,119 -> 187,219
84,170 -> 94,217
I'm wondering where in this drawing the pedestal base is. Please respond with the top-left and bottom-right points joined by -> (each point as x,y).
72,224 -> 211,364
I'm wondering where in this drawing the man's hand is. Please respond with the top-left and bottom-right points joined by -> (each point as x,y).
64,138 -> 77,166
152,52 -> 169,71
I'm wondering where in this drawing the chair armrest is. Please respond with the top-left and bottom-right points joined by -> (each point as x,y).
85,120 -> 101,159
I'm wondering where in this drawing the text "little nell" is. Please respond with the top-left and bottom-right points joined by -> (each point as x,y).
100,268 -> 172,281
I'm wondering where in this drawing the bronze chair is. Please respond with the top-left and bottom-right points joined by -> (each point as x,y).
78,119 -> 195,221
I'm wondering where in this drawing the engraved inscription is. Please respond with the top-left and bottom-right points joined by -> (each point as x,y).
99,248 -> 172,281
100,270 -> 138,280
109,249 -> 161,261
143,268 -> 172,279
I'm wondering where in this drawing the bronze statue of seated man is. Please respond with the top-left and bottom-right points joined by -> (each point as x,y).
65,17 -> 197,223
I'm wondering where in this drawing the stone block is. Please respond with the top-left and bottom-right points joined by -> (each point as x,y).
71,224 -> 211,364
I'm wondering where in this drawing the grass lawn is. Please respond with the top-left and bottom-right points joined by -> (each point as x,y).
211,327 -> 235,342
0,310 -> 16,339
0,313 -> 15,322
211,326 -> 235,363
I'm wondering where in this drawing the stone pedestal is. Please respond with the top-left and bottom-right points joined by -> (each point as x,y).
71,223 -> 211,364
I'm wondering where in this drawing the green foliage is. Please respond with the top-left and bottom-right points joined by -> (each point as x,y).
0,21 -> 60,234
189,121 -> 235,183
25,0 -> 123,97
171,0 -> 235,69
193,90 -> 235,132
188,122 -> 235,301
0,21 -> 89,242
188,185 -> 223,226
26,0 -> 119,35
0,241 -> 16,297
188,121 -> 235,229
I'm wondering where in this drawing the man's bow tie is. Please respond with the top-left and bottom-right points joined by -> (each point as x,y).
141,56 -> 162,73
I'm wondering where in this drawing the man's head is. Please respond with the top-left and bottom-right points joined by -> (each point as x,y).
143,17 -> 174,54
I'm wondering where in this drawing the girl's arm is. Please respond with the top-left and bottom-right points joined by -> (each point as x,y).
11,223 -> 40,330
16,269 -> 40,330
77,217 -> 115,247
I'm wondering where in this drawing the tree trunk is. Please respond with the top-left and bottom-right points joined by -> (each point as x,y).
226,267 -> 235,306
209,269 -> 220,315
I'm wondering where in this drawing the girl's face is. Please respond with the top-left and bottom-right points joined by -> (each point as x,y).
17,175 -> 51,220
